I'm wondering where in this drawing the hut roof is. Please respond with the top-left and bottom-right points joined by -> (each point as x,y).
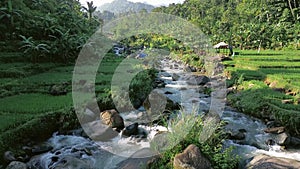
213,42 -> 229,49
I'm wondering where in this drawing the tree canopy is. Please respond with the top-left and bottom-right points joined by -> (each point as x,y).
0,0 -> 100,63
153,0 -> 300,50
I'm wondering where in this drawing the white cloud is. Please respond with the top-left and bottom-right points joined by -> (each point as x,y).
79,0 -> 185,8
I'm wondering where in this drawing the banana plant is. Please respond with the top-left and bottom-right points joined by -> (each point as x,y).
19,35 -> 50,63
0,0 -> 23,38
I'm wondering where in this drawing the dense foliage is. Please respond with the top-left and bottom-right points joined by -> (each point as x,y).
153,0 -> 300,50
0,0 -> 100,63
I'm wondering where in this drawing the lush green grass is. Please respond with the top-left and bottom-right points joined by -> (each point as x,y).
0,112 -> 34,132
225,49 -> 300,136
225,50 -> 300,91
0,93 -> 73,114
0,50 -> 158,142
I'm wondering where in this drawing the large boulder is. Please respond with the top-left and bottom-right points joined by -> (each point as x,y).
143,91 -> 180,123
186,75 -> 210,86
122,123 -> 139,137
100,109 -> 125,131
6,161 -> 27,169
173,144 -> 212,169
3,151 -> 16,163
82,120 -> 119,141
246,154 -> 300,169
226,130 -> 246,140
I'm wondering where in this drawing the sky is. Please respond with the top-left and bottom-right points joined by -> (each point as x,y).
79,0 -> 185,8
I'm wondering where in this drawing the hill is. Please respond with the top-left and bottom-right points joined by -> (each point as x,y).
98,0 -> 154,14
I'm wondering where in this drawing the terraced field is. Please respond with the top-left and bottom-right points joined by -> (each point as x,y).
224,50 -> 300,136
225,50 -> 300,92
0,52 -> 125,134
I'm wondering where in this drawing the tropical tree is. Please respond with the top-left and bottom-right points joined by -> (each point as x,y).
83,1 -> 97,22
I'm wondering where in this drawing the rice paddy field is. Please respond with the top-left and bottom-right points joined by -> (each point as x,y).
0,52 -> 124,133
224,49 -> 300,135
225,50 -> 300,90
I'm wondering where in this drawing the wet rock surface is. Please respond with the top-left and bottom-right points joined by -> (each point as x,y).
6,161 -> 27,169
100,109 -> 125,131
173,144 -> 212,169
246,154 -> 300,169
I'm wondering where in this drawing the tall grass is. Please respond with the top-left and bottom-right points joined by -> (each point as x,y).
149,109 -> 238,169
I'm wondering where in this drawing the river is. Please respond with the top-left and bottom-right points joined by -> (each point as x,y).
26,56 -> 300,169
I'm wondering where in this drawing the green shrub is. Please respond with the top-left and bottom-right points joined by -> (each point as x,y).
149,110 -> 238,169
228,83 -> 300,136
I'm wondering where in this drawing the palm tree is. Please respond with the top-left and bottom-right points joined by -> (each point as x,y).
83,1 -> 97,22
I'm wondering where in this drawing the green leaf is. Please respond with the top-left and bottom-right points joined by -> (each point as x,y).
7,0 -> 12,13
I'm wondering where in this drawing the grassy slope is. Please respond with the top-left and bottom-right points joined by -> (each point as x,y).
224,49 -> 300,136
0,52 -> 128,162
0,50 -> 159,164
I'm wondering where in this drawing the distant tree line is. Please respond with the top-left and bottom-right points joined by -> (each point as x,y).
153,0 -> 300,50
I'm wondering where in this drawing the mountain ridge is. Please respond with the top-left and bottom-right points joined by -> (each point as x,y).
98,0 -> 155,14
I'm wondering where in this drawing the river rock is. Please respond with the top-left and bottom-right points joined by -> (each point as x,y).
4,151 -> 16,162
227,130 -> 246,140
173,144 -> 212,169
265,139 -> 276,146
184,65 -> 197,72
289,136 -> 300,148
32,143 -> 53,155
160,72 -> 172,77
246,154 -> 300,169
264,127 -> 285,134
154,78 -> 166,88
172,73 -> 180,81
100,109 -> 125,131
186,75 -> 210,86
82,120 -> 119,141
143,91 -> 180,121
275,132 -> 291,146
122,123 -> 139,137
50,156 -> 92,169
6,161 -> 27,169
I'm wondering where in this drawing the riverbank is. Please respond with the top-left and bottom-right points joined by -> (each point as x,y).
0,51 -> 156,166
1,52 -> 238,169
223,50 -> 300,138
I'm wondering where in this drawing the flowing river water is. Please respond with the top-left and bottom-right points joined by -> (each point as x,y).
27,57 -> 300,169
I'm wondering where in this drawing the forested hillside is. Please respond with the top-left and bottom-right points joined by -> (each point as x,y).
153,0 -> 300,50
0,0 -> 100,63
